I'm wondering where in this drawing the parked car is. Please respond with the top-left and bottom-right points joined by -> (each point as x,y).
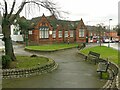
103,39 -> 111,43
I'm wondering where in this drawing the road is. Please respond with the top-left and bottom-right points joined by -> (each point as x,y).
2,46 -> 106,88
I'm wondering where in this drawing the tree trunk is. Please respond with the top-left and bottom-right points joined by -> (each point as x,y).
2,20 -> 16,61
4,36 -> 16,61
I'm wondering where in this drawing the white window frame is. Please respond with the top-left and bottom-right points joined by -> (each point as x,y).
29,31 -> 32,34
52,31 -> 56,38
70,31 -> 73,37
79,29 -> 85,37
65,31 -> 68,37
59,31 -> 62,38
39,27 -> 49,39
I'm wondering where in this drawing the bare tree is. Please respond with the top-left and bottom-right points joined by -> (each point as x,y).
1,0 -> 61,61
96,23 -> 105,46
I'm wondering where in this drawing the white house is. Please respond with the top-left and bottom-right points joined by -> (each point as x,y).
0,11 -> 23,42
10,23 -> 23,42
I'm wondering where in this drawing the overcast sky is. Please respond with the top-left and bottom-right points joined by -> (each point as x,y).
1,0 -> 119,27
21,0 -> 119,27
52,0 -> 119,26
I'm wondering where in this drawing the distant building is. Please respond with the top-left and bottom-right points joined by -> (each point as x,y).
0,11 -> 23,42
10,23 -> 23,42
28,14 -> 88,45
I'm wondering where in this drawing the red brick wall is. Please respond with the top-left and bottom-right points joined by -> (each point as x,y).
29,15 -> 88,44
76,19 -> 87,43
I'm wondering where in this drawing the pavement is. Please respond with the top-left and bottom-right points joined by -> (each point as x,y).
0,42 -> 119,88
2,44 -> 107,88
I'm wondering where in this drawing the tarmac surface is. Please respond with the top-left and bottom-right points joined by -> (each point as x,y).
1,44 -> 107,88
1,42 -> 119,88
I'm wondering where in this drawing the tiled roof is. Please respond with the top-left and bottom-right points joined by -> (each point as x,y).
29,14 -> 81,30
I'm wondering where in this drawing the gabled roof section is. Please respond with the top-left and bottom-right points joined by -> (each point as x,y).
30,16 -> 41,26
40,13 -> 48,22
77,18 -> 87,29
79,18 -> 85,27
29,14 -> 87,30
47,14 -> 57,20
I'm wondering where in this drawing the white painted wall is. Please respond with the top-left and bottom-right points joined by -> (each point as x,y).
11,35 -> 23,41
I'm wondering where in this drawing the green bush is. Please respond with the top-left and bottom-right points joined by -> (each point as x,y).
2,55 -> 11,69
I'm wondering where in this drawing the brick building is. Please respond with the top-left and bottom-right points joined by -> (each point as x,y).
106,30 -> 119,42
28,14 -> 88,45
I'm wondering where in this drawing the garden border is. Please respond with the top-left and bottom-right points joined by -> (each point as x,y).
24,46 -> 77,52
2,58 -> 58,79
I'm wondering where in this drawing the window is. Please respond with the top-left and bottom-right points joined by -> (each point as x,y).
79,29 -> 84,37
52,31 -> 56,38
65,31 -> 68,37
29,31 -> 32,34
59,31 -> 62,38
39,27 -> 49,38
70,31 -> 73,37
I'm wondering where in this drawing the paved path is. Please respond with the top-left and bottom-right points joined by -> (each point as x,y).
2,46 -> 106,88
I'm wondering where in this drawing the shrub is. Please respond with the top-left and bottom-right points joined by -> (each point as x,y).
2,55 -> 11,69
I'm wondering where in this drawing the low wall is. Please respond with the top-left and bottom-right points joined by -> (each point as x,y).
2,59 -> 58,79
78,52 -> 119,89
102,62 -> 119,89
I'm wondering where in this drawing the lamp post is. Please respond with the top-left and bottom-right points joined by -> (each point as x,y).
96,24 -> 102,46
108,19 -> 112,47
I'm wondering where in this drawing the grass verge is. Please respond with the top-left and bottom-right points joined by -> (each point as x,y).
25,43 -> 78,51
10,56 -> 49,69
80,46 -> 119,65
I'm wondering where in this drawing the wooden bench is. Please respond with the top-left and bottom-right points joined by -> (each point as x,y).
97,61 -> 110,79
85,51 -> 100,64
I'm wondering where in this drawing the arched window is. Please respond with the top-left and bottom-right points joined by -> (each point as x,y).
39,26 -> 49,38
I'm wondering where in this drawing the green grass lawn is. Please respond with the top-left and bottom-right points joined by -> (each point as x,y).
10,56 -> 50,69
80,46 -> 119,65
25,43 -> 78,51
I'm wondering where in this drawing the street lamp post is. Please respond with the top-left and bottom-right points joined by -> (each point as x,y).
97,24 -> 101,46
108,19 -> 112,47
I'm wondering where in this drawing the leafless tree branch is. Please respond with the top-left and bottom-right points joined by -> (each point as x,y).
3,0 -> 8,18
3,0 -> 65,23
8,0 -> 16,19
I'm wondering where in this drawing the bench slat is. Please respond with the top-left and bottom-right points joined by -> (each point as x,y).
86,51 -> 100,64
97,61 -> 109,79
